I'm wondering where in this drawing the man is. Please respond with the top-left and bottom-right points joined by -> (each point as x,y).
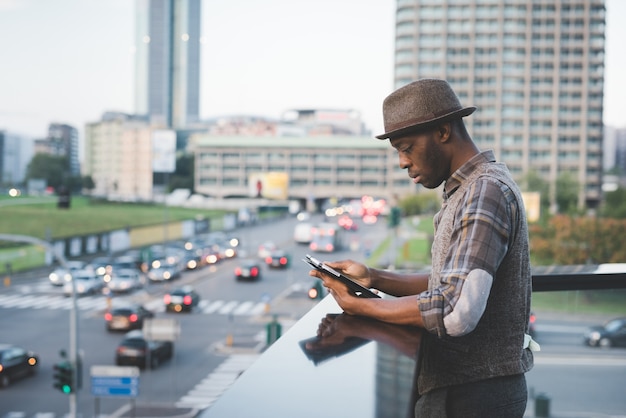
309,79 -> 536,417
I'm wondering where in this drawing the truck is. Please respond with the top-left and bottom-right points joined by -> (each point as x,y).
309,223 -> 343,253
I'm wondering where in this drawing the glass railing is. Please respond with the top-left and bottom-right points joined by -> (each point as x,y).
198,264 -> 626,418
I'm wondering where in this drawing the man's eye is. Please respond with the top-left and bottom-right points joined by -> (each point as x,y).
400,146 -> 412,154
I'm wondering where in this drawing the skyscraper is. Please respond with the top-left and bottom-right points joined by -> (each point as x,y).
134,0 -> 201,129
394,0 -> 605,211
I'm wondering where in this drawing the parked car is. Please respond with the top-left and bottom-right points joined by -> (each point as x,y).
105,304 -> 155,332
105,269 -> 144,294
0,344 -> 38,388
583,317 -> 626,348
235,259 -> 262,281
63,270 -> 104,297
115,330 -> 173,369
265,250 -> 290,269
164,286 -> 201,313
48,260 -> 89,286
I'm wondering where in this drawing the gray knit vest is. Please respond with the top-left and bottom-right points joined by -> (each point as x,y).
417,160 -> 534,394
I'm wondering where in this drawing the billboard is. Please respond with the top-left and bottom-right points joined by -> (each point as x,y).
248,172 -> 289,200
152,130 -> 176,173
521,192 -> 541,223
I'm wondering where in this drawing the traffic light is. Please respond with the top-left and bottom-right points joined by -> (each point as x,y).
53,361 -> 74,394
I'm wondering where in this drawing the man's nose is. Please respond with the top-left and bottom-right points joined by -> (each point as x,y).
398,154 -> 411,169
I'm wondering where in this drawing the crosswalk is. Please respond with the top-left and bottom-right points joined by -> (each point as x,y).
175,353 -> 261,410
0,293 -> 269,317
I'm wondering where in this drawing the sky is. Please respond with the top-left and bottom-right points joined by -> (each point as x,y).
0,0 -> 624,143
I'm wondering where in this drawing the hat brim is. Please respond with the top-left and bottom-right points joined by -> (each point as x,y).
375,106 -> 477,140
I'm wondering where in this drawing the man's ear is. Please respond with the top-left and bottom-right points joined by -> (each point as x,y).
437,122 -> 452,143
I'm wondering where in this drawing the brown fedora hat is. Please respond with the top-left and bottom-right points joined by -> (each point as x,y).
376,79 -> 476,139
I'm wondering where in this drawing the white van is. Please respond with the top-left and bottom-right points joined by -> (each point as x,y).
293,222 -> 313,244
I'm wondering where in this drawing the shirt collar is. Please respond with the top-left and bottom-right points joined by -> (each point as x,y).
443,150 -> 496,200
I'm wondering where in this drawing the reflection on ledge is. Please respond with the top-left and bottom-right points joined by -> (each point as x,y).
201,296 -> 423,418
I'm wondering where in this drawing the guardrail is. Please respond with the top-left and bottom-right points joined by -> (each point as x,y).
198,264 -> 626,418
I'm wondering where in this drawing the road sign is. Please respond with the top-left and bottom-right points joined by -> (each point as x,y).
90,365 -> 139,398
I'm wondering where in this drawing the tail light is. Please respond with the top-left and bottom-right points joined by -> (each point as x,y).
280,257 -> 288,265
164,294 -> 171,304
234,267 -> 242,275
265,256 -> 272,264
129,314 -> 138,323
104,312 -> 112,321
183,295 -> 192,305
251,267 -> 259,277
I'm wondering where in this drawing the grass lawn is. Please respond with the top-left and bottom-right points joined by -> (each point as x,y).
0,196 -> 225,241
0,196 -> 228,274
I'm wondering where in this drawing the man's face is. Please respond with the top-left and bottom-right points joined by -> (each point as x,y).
389,129 -> 449,189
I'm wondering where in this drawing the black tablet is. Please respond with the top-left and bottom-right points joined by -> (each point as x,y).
303,254 -> 381,299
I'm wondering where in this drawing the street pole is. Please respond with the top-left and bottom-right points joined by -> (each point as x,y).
0,234 -> 78,417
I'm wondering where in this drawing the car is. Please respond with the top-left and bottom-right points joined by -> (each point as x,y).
257,241 -> 277,259
164,286 -> 201,313
235,259 -> 262,281
115,330 -> 173,369
337,215 -> 358,231
525,311 -> 537,339
0,344 -> 39,388
147,259 -> 183,282
583,317 -> 626,348
63,270 -> 104,297
105,269 -> 144,294
105,304 -> 155,332
48,260 -> 89,286
265,250 -> 290,269
91,256 -> 113,279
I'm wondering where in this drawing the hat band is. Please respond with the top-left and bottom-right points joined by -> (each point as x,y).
384,107 -> 463,132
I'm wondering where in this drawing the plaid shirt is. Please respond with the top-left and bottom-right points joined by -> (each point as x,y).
419,150 -> 521,336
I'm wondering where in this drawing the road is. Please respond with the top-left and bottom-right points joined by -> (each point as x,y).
0,212 -> 379,417
1,214 -> 625,418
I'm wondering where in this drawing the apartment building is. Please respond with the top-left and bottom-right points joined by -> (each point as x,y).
394,0 -> 605,210
84,113 -> 155,201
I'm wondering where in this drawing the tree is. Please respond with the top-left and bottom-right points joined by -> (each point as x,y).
602,187 -> 626,219
520,170 -> 550,217
26,154 -> 68,191
167,153 -> 194,193
555,171 -> 580,215
398,191 -> 440,216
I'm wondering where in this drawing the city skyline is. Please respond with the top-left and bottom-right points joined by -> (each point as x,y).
0,0 -> 624,141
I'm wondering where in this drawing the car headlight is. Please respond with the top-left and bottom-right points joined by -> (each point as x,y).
589,331 -> 601,341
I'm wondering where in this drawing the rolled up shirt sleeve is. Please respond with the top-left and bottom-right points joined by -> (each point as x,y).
418,176 -> 518,338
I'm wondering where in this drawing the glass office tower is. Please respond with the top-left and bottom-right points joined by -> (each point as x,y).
394,0 -> 605,210
134,0 -> 201,129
